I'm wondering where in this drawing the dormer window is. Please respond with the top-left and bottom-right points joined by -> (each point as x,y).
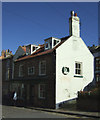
26,44 -> 40,55
31,45 -> 40,54
45,37 -> 61,50
53,39 -> 59,46
32,46 -> 38,52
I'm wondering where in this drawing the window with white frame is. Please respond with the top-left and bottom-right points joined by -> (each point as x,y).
39,61 -> 46,75
28,66 -> 35,75
32,46 -> 38,52
75,62 -> 82,75
53,39 -> 59,46
19,65 -> 23,77
38,84 -> 45,99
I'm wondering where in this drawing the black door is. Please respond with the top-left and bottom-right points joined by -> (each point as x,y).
30,85 -> 34,105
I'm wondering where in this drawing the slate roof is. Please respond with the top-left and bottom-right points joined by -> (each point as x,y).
21,46 -> 26,52
15,36 -> 70,62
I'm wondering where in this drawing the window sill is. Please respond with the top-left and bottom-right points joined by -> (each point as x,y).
39,74 -> 46,76
74,75 -> 83,78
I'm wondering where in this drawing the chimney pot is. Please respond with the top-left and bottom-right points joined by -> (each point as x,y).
75,13 -> 77,16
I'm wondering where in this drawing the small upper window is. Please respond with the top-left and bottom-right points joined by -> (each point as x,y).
45,37 -> 61,50
19,65 -> 24,77
32,46 -> 39,51
39,61 -> 46,75
28,66 -> 35,75
75,62 -> 82,75
32,45 -> 40,53
53,40 -> 59,46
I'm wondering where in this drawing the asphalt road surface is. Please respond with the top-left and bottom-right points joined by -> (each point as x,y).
1,105 -> 97,119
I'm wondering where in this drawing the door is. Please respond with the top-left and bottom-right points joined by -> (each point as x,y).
30,85 -> 34,105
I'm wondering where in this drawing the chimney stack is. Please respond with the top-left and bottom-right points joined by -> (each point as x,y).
1,49 -> 13,58
69,11 -> 80,37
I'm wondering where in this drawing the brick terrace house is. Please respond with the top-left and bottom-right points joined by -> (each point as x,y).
0,50 -> 13,96
9,11 -> 94,109
11,44 -> 56,108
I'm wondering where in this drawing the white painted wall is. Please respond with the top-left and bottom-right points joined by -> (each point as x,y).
56,36 -> 94,104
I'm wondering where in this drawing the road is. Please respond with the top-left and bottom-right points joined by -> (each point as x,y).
1,105 -> 96,119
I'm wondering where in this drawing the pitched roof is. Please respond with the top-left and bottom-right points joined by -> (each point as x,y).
15,36 -> 70,62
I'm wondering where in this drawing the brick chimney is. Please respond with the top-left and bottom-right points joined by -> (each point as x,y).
1,49 -> 13,58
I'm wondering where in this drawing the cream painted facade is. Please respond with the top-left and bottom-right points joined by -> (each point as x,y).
56,36 -> 94,104
55,11 -> 94,105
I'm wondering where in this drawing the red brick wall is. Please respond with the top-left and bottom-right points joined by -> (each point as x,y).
14,53 -> 55,78
14,53 -> 56,108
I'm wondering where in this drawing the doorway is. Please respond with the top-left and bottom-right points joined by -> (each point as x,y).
30,85 -> 35,105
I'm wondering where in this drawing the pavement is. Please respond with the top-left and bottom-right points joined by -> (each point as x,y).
26,106 -> 100,119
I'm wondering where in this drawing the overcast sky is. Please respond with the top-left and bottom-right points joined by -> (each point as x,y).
2,2 -> 98,54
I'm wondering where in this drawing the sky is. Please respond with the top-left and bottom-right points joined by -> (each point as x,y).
2,2 -> 98,55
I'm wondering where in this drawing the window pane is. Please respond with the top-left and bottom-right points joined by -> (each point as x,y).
54,40 -> 57,46
33,47 -> 35,51
28,67 -> 34,75
46,43 -> 48,48
40,61 -> 46,75
78,64 -> 81,68
75,62 -> 82,75
39,84 -> 45,98
78,70 -> 81,74
75,63 -> 78,68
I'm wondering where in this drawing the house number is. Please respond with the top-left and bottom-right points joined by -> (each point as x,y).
62,67 -> 69,75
